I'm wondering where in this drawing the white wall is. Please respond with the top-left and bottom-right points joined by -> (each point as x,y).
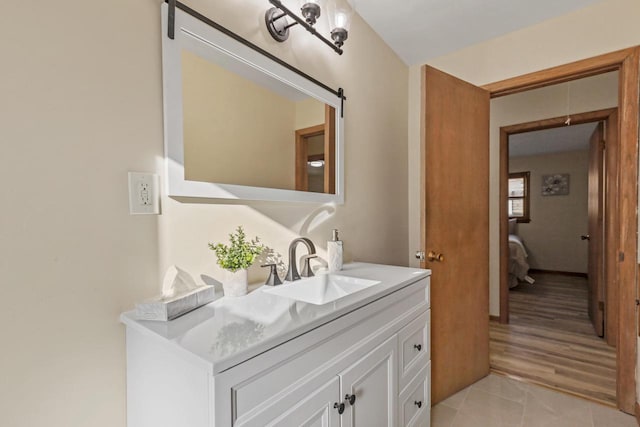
510,150 -> 590,273
0,1 -> 408,426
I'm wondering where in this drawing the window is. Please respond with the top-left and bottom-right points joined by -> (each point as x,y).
508,171 -> 530,223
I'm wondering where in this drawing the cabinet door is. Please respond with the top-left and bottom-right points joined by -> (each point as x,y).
340,335 -> 398,427
239,376 -> 341,427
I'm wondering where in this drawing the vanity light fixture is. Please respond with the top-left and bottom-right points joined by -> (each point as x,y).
308,160 -> 325,168
265,0 -> 353,55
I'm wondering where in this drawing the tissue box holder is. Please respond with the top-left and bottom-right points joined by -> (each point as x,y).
135,285 -> 215,321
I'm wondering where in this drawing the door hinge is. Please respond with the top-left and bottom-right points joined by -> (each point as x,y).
619,251 -> 625,262
598,301 -> 605,311
636,299 -> 640,307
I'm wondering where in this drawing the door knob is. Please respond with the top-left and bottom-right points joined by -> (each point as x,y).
427,251 -> 444,262
581,234 -> 590,241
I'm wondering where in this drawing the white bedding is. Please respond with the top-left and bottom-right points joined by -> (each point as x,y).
508,234 -> 530,288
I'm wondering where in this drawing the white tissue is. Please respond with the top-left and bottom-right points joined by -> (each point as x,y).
161,265 -> 198,299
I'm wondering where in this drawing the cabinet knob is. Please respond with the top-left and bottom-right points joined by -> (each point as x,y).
414,400 -> 422,408
414,344 -> 422,351
334,402 -> 345,414
345,393 -> 356,405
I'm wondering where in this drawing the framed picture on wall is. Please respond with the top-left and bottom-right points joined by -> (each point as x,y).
541,173 -> 569,196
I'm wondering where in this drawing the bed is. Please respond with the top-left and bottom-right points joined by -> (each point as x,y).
508,219 -> 534,288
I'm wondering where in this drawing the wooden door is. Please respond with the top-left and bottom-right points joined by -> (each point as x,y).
421,65 -> 490,404
340,336 -> 397,427
588,122 -> 605,337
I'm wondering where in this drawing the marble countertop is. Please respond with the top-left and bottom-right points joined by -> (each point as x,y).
120,262 -> 430,374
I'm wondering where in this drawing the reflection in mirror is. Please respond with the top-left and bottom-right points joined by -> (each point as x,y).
181,50 -> 335,194
161,2 -> 344,203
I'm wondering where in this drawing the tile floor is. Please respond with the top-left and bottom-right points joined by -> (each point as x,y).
431,374 -> 637,427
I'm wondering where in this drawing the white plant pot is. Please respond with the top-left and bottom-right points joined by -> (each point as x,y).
222,269 -> 248,297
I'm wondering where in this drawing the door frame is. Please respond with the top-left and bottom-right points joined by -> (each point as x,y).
499,108 -> 617,324
295,124 -> 325,191
486,46 -> 638,413
294,105 -> 336,194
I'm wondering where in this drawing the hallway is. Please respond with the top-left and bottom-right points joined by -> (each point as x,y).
489,273 -> 616,405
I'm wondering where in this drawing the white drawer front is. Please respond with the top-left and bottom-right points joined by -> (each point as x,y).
398,310 -> 430,392
400,362 -> 430,427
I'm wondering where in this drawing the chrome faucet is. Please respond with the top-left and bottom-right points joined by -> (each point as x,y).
285,237 -> 317,281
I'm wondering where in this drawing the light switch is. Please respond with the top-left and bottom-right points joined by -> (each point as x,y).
128,172 -> 160,215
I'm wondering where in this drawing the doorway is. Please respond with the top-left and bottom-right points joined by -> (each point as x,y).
499,108 -> 618,335
421,47 -> 639,413
495,110 -> 618,404
295,105 -> 336,194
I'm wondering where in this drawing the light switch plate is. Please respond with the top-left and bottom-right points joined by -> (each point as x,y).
128,172 -> 160,215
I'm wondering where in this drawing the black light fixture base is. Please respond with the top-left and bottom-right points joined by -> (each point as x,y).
265,7 -> 290,42
301,3 -> 321,25
331,28 -> 348,48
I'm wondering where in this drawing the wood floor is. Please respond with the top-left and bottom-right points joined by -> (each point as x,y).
489,273 -> 617,406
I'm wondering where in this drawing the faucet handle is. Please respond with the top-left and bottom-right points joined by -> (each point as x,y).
300,255 -> 317,278
261,264 -> 282,286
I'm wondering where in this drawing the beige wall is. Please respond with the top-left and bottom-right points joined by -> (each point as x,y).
182,51 -> 296,190
510,150 -> 590,273
0,1 -> 408,426
295,97 -> 325,130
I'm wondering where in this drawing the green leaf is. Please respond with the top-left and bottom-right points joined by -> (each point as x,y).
208,226 -> 265,272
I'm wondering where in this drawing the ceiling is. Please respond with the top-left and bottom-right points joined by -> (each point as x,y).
354,0 -> 603,65
509,122 -> 598,157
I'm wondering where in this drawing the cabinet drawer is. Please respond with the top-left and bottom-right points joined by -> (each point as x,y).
399,362 -> 430,427
398,310 -> 430,392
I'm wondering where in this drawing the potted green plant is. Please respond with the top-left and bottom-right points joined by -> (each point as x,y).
209,226 -> 264,297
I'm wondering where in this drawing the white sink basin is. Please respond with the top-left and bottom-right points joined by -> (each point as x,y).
262,274 -> 381,305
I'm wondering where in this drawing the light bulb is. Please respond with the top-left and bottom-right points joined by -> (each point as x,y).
308,160 -> 325,168
335,12 -> 348,29
328,1 -> 353,30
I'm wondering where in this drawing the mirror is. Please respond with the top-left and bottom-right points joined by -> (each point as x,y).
161,3 -> 344,203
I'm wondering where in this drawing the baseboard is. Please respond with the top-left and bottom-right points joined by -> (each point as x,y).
489,315 -> 500,322
529,268 -> 588,278
635,401 -> 640,426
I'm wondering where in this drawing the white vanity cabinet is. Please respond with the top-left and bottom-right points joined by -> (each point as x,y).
122,263 -> 431,427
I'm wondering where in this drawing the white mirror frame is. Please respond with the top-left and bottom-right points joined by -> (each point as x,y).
161,3 -> 345,204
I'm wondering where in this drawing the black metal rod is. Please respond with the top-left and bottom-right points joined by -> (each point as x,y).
269,0 -> 343,55
165,0 -> 343,100
168,0 -> 176,39
272,11 -> 287,22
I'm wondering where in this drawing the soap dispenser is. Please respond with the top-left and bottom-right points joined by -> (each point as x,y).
327,229 -> 343,272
